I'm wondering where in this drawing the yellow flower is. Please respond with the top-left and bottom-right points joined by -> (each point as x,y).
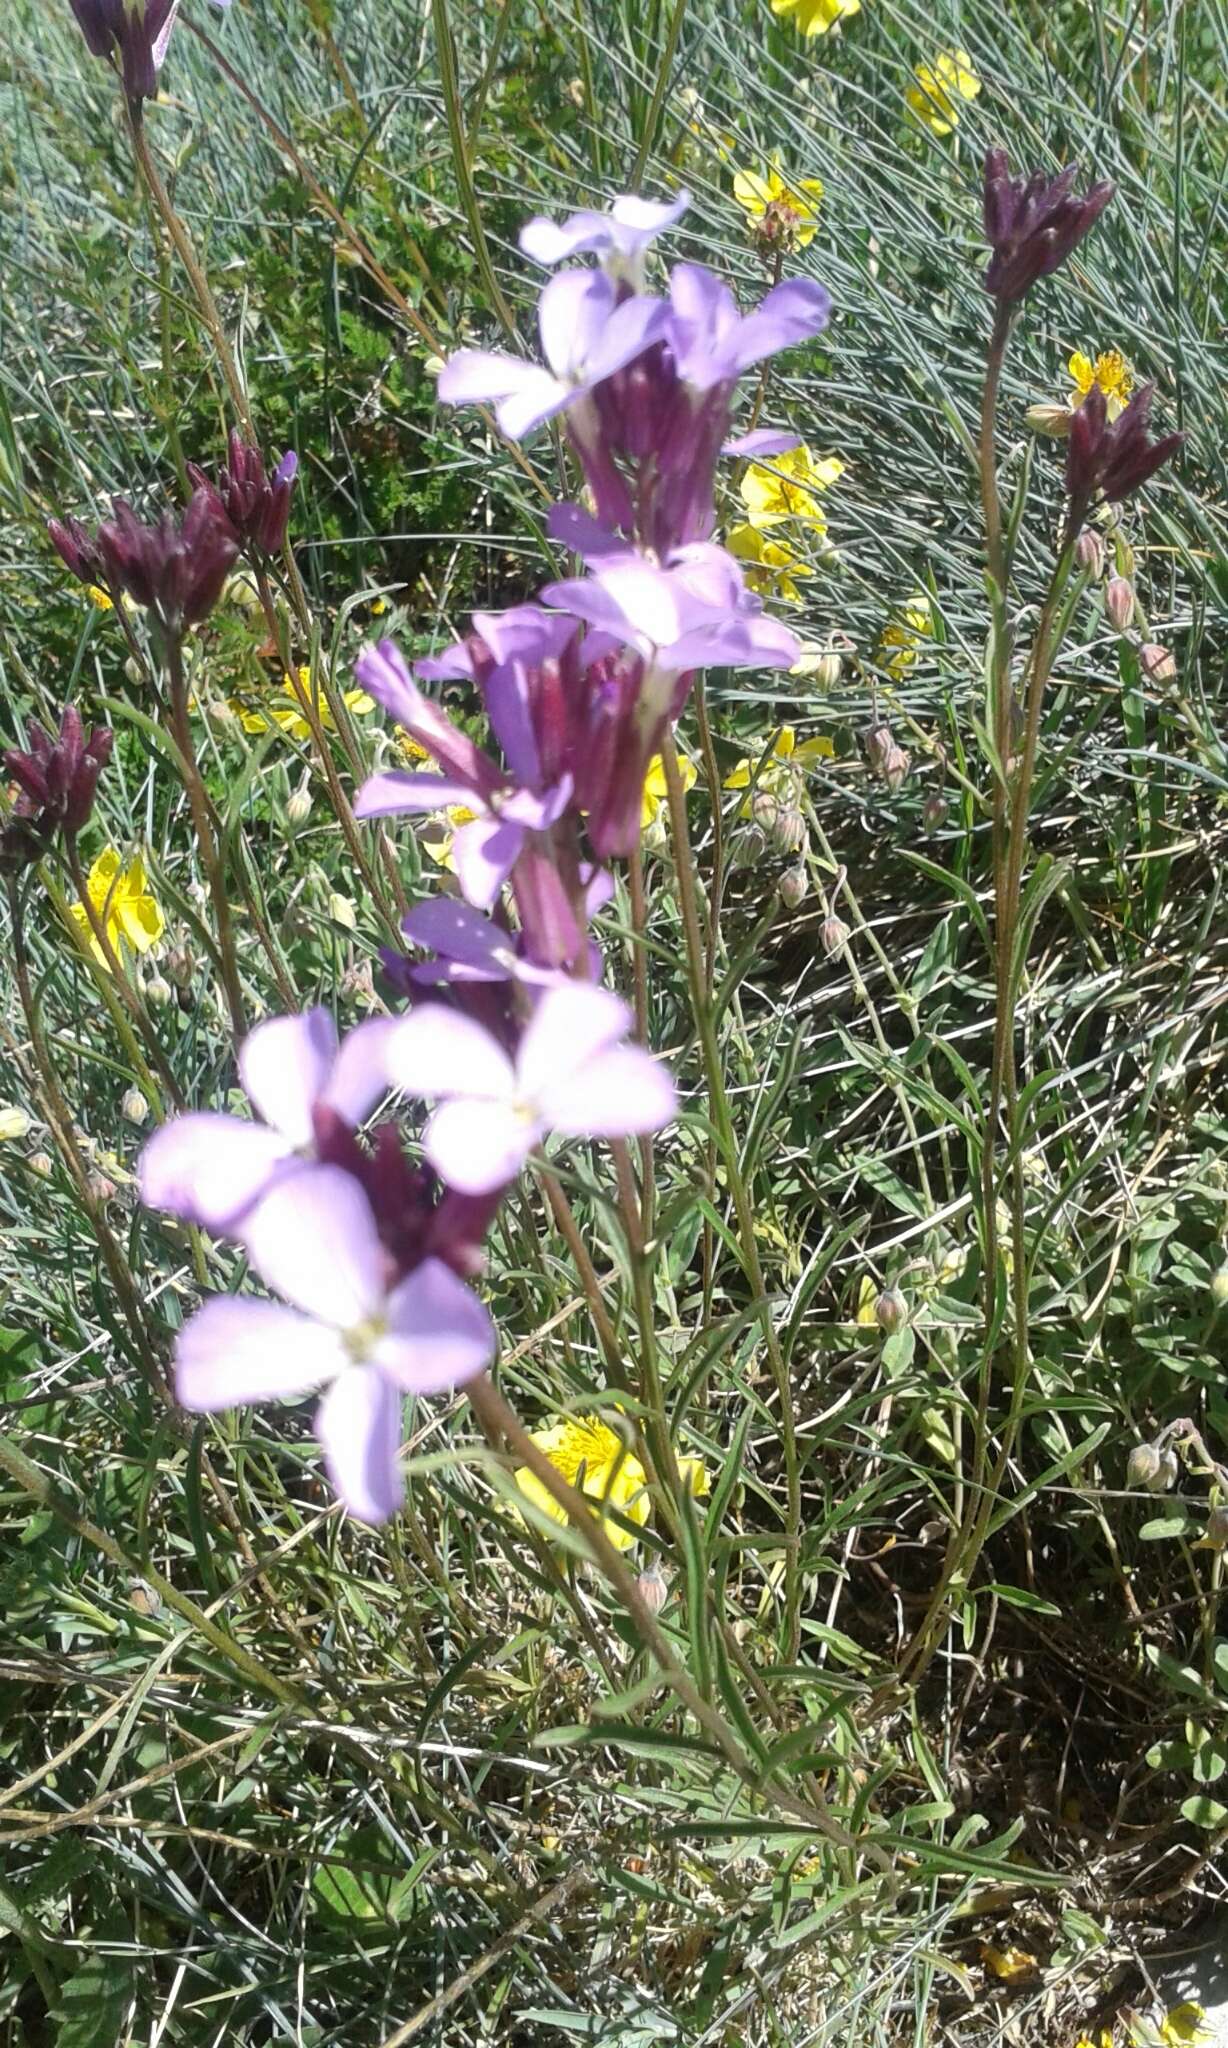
770,0 -> 860,35
1160,2006 -> 1211,2047
394,729 -> 430,765
422,803 -> 478,874
233,668 -> 375,742
739,444 -> 844,530
85,584 -> 114,612
724,725 -> 833,812
514,1415 -> 710,1551
906,49 -> 981,135
641,752 -> 697,829
732,160 -> 825,248
1073,2033 -> 1114,2048
69,848 -> 164,967
878,597 -> 932,675
727,523 -> 814,605
1068,348 -> 1133,421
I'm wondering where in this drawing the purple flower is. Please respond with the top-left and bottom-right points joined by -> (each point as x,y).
387,983 -> 676,1195
187,432 -> 298,560
399,899 -> 565,989
96,489 -> 239,635
541,533 -> 800,674
1064,382 -> 1183,534
437,270 -> 667,439
663,265 -> 831,393
519,191 -> 689,283
722,428 -> 802,458
174,1165 -> 495,1524
982,149 -> 1114,304
68,0 -> 231,102
140,1008 -> 395,1232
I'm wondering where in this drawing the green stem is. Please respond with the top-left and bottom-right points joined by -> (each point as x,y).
660,746 -> 802,1661
629,0 -> 689,189
165,638 -> 247,1042
430,0 -> 518,342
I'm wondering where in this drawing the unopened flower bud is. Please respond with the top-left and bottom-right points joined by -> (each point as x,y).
865,722 -> 894,774
0,1105 -> 31,1142
820,912 -> 849,955
87,1169 -> 116,1206
750,789 -> 780,833
1158,1448 -> 1180,1490
145,973 -> 173,1008
874,1287 -> 907,1334
636,1562 -> 669,1617
207,697 -> 239,730
121,1087 -> 149,1126
1074,528 -> 1105,576
1104,577 -> 1134,631
28,1151 -> 54,1180
778,864 -> 808,910
1202,1505 -> 1228,1549
922,793 -> 948,832
1139,641 -> 1176,683
1126,1443 -> 1162,1489
815,650 -> 843,689
881,743 -> 911,792
1211,1263 -> 1228,1307
1025,403 -> 1074,438
286,779 -> 314,827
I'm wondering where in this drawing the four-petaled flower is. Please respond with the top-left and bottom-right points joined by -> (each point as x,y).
232,668 -> 374,742
174,1165 -> 495,1525
387,982 -> 676,1196
906,50 -> 982,136
513,1412 -> 710,1551
732,161 -> 825,251
769,0 -> 860,36
519,191 -> 689,285
69,847 -> 163,968
1067,348 -> 1132,420
140,1007 -> 395,1231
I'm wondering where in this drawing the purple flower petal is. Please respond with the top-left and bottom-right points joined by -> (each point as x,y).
537,1044 -> 677,1138
387,1006 -> 516,1102
730,279 -> 832,375
375,1256 -> 496,1393
240,1166 -> 387,1328
517,983 -> 632,1103
176,1296 -> 343,1410
354,771 -> 477,820
423,1099 -> 531,1194
139,1114 -> 295,1231
518,191 -> 688,268
314,1366 -> 404,1524
451,815 -> 524,910
545,502 -> 628,561
722,428 -> 802,458
322,1018 -> 397,1127
401,898 -> 511,972
239,1009 -> 337,1147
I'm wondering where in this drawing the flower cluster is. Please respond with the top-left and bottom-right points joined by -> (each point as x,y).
3,706 -> 113,870
981,150 -> 1113,303
135,192 -> 829,1525
728,441 -> 843,605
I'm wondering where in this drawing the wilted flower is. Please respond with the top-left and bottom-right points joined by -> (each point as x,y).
906,50 -> 981,137
386,983 -> 676,1197
1064,382 -> 1183,533
732,161 -> 825,252
69,848 -> 164,967
769,0 -> 859,34
174,1165 -> 495,1524
3,706 -> 113,866
188,432 -> 298,561
1126,1443 -> 1162,1489
738,443 -> 844,528
982,150 -> 1114,303
1068,348 -> 1132,420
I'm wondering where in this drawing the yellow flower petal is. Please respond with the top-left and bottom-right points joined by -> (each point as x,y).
739,443 -> 843,529
731,161 -> 823,247
1160,2004 -> 1211,2047
513,1415 -> 651,1549
906,49 -> 981,135
641,752 -> 696,828
69,846 -> 164,969
770,0 -> 860,35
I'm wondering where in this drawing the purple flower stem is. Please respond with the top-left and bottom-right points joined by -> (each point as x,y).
660,746 -> 802,1663
625,845 -> 656,1227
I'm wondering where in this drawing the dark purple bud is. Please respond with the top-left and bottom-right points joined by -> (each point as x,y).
982,149 -> 1114,305
3,702 -> 113,854
97,488 -> 239,635
187,433 -> 298,561
68,0 -> 183,104
1064,379 -> 1183,533
48,515 -> 106,588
